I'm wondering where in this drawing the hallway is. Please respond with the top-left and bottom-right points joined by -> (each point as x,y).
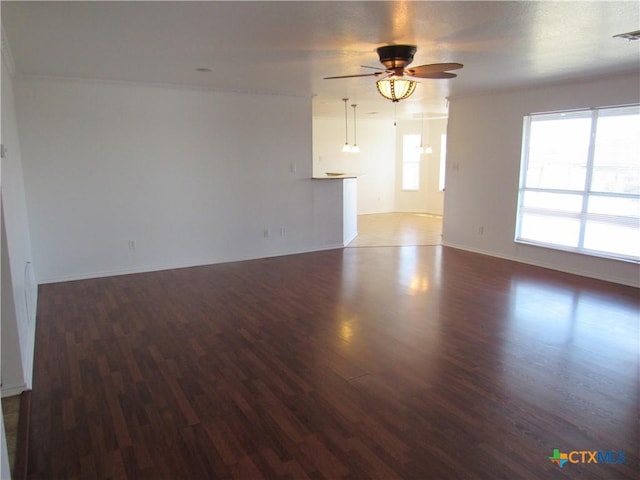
348,212 -> 443,247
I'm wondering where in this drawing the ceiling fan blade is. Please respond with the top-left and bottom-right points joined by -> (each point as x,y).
407,63 -> 464,76
409,71 -> 458,79
360,65 -> 387,71
323,72 -> 383,79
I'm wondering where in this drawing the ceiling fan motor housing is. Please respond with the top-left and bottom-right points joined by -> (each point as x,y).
377,45 -> 417,69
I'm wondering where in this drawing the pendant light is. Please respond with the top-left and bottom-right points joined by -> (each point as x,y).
418,115 -> 433,154
341,98 -> 351,152
351,103 -> 360,153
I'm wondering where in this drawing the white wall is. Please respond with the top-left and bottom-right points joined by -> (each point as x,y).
1,211 -> 26,394
394,118 -> 446,215
313,116 -> 396,214
443,73 -> 640,287
1,48 -> 37,395
15,76 -> 344,283
342,178 -> 357,245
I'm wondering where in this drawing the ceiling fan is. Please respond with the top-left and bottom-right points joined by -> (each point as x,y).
324,45 -> 463,102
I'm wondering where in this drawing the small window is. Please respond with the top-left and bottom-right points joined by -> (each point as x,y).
402,134 -> 421,191
516,105 -> 640,262
439,133 -> 447,191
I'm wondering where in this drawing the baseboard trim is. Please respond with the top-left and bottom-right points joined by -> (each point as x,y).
442,242 -> 640,288
343,232 -> 358,247
1,384 -> 27,399
37,244 -> 345,284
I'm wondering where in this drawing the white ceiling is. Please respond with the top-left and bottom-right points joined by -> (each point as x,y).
2,1 -> 639,119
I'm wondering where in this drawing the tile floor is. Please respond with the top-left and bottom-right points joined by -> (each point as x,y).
348,212 -> 443,247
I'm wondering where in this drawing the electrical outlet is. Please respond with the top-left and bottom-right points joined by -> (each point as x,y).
263,229 -> 270,238
128,240 -> 136,250
478,226 -> 484,235
280,227 -> 286,236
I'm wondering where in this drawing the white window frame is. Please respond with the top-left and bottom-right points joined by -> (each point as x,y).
439,133 -> 447,191
402,134 -> 421,191
515,104 -> 640,263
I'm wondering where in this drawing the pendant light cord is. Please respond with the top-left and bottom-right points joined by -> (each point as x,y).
352,104 -> 357,146
343,98 -> 349,145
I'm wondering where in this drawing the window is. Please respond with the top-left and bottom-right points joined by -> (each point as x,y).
516,105 -> 640,262
402,134 -> 421,191
439,133 -> 447,191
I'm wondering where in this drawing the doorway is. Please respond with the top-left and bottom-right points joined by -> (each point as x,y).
347,212 -> 443,247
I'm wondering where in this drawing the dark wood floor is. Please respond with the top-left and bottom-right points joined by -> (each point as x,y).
28,246 -> 639,479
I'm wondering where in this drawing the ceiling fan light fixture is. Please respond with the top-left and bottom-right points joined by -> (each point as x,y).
325,45 -> 462,105
376,77 -> 417,102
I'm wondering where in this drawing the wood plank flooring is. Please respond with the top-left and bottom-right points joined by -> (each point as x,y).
28,246 -> 639,479
2,395 -> 20,476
